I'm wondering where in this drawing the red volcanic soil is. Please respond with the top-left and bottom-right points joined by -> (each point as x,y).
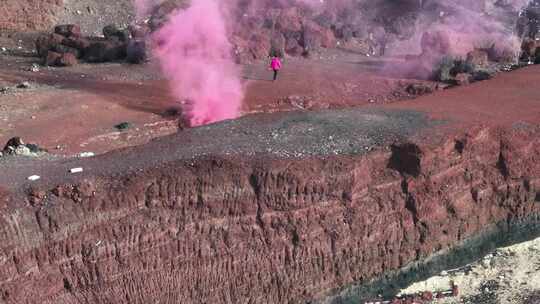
0,52 -> 424,155
0,53 -> 538,303
385,65 -> 540,127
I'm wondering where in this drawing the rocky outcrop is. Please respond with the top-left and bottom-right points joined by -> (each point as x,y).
35,23 -> 148,67
0,115 -> 538,303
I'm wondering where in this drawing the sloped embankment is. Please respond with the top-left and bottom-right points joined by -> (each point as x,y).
0,103 -> 539,303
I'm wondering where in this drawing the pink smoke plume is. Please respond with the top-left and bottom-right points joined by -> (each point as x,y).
141,0 -> 244,127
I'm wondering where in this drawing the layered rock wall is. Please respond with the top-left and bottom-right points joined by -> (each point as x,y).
0,126 -> 539,303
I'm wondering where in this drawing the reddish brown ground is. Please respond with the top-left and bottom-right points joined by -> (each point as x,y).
386,65 -> 540,127
1,40 -> 540,304
0,52 -> 424,155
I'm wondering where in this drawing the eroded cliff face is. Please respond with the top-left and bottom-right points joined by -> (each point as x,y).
0,125 -> 539,304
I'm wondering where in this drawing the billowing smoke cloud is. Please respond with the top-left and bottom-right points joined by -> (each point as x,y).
377,0 -> 533,78
388,1 -> 530,55
135,0 -> 534,123
137,0 -> 244,127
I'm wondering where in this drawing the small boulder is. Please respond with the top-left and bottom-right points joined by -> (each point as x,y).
466,50 -> 489,67
14,145 -> 31,156
54,24 -> 82,38
115,122 -> 131,130
103,24 -> 129,42
35,33 -> 65,57
472,70 -> 492,82
62,37 -> 91,51
84,41 -> 126,62
58,53 -> 78,66
16,82 -> 32,89
455,73 -> 472,86
44,51 -> 62,66
3,137 -> 24,152
104,43 -> 127,61
521,38 -> 538,59
50,44 -> 81,58
2,137 -> 43,157
126,39 -> 147,64
406,83 -> 433,96
83,42 -> 108,62
103,24 -> 120,38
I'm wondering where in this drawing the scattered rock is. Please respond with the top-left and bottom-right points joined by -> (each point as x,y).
29,64 -> 40,72
16,82 -> 31,89
283,95 -> 314,110
83,41 -> 126,63
472,70 -> 493,82
467,50 -> 489,67
62,37 -> 91,51
534,47 -> 540,64
82,42 -> 108,62
126,39 -> 147,64
50,44 -> 81,58
3,137 -> 24,151
521,38 -> 539,61
436,83 -> 450,90
115,122 -> 131,130
44,51 -> 62,66
434,57 -> 476,84
58,53 -> 78,67
406,83 -> 433,96
54,24 -> 82,38
455,73 -> 472,86
2,137 -> 47,157
35,33 -> 65,57
14,145 -> 31,156
103,24 -> 129,42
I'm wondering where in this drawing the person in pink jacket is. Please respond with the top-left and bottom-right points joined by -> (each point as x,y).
270,56 -> 282,81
